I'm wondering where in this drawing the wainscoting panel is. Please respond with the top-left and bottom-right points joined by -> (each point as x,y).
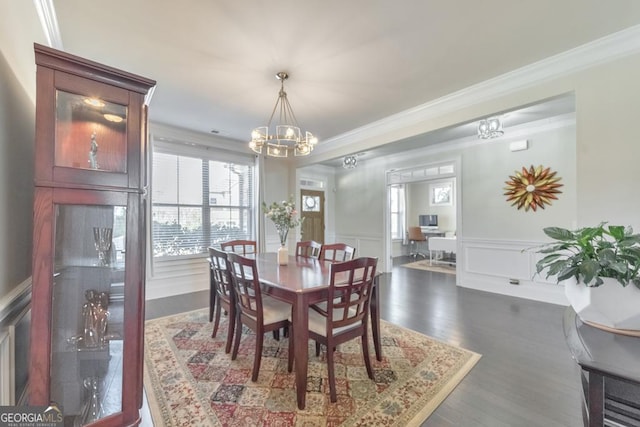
458,238 -> 567,305
0,330 -> 10,405
0,279 -> 32,405
335,235 -> 384,262
146,256 -> 209,300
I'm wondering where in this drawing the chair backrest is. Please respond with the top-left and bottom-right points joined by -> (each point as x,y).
407,226 -> 426,242
326,257 -> 378,331
320,243 -> 355,263
226,252 -> 263,320
208,247 -> 233,302
296,240 -> 322,259
220,239 -> 257,255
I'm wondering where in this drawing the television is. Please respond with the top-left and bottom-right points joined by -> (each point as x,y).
419,214 -> 438,228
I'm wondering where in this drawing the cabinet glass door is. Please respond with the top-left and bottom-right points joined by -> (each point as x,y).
51,204 -> 126,425
55,90 -> 128,173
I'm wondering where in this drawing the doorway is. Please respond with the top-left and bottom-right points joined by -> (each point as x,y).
300,189 -> 325,243
385,160 -> 461,275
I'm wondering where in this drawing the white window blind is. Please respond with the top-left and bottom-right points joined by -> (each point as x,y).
151,142 -> 256,258
390,184 -> 405,240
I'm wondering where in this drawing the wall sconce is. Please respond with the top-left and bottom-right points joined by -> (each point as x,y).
343,155 -> 357,169
478,116 -> 504,139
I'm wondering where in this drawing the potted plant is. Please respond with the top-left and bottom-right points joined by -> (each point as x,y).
535,223 -> 640,334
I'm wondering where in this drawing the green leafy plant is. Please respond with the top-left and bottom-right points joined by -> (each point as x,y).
535,223 -> 640,289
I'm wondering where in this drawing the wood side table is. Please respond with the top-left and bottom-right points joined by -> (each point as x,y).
563,307 -> 640,427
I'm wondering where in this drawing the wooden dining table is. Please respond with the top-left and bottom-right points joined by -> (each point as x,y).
250,252 -> 382,409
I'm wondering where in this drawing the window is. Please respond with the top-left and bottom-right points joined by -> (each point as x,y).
389,184 -> 405,240
152,142 -> 255,258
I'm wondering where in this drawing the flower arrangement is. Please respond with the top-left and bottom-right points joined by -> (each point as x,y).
262,196 -> 303,246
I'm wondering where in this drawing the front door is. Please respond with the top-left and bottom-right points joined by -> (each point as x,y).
300,190 -> 324,244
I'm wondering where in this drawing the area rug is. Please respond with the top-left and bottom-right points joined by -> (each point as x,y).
144,309 -> 480,426
401,260 -> 456,275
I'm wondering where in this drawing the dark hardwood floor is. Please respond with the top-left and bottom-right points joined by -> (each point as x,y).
144,256 -> 583,427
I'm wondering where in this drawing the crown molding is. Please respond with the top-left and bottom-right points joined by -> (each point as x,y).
33,0 -> 63,49
315,24 -> 640,155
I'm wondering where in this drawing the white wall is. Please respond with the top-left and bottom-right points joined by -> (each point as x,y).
407,179 -> 457,233
0,52 -> 35,299
462,123 -> 576,240
0,1 -> 44,300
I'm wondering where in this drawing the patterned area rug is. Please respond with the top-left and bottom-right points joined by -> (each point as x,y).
144,309 -> 480,426
401,260 -> 456,275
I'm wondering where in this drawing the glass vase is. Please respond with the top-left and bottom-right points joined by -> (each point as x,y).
276,226 -> 289,265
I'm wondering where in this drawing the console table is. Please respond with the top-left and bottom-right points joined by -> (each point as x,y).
563,307 -> 640,427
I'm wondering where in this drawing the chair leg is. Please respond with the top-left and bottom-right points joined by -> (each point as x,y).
252,330 -> 264,382
209,286 -> 214,322
224,305 -> 236,354
361,331 -> 374,380
326,342 -> 337,403
231,314 -> 242,360
273,330 -> 280,341
211,299 -> 221,338
315,341 -> 321,356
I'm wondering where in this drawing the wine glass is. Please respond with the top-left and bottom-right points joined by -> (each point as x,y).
93,227 -> 112,267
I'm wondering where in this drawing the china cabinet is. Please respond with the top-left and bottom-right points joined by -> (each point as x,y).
29,44 -> 155,426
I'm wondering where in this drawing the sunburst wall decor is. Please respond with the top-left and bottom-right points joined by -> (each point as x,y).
504,165 -> 563,211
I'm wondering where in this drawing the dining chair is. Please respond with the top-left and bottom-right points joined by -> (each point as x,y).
407,226 -> 427,259
220,239 -> 257,255
208,247 -> 236,353
288,257 -> 378,402
319,243 -> 355,263
295,240 -> 322,259
226,252 -> 292,381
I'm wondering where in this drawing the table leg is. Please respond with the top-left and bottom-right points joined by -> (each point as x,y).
370,276 -> 382,361
293,294 -> 310,409
587,370 -> 604,427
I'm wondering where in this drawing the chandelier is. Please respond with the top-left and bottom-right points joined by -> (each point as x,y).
249,72 -> 318,157
477,116 -> 504,139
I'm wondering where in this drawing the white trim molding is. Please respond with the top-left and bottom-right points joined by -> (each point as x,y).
457,238 -> 567,306
33,0 -> 63,49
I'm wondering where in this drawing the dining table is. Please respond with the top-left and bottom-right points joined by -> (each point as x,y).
249,252 -> 382,410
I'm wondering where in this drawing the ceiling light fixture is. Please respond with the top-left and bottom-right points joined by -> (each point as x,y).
477,116 -> 504,139
84,97 -> 105,108
343,155 -> 357,169
249,72 -> 318,157
103,113 -> 123,123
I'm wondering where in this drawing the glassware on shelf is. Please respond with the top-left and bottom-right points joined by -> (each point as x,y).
93,227 -> 112,267
75,377 -> 102,426
67,290 -> 111,350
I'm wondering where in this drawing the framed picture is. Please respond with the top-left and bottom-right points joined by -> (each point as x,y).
430,181 -> 453,206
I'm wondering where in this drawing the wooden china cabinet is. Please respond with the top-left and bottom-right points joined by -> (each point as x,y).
29,44 -> 155,426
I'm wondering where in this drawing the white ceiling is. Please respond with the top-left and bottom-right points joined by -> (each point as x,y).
27,1 -> 640,164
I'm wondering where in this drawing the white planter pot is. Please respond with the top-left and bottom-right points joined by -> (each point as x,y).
564,277 -> 640,333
